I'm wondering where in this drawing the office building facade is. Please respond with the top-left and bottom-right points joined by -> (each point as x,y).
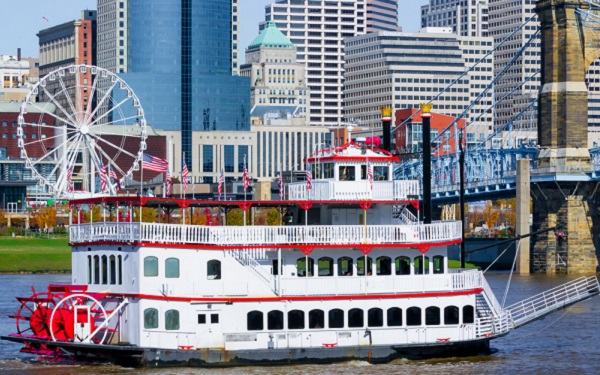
261,0 -> 368,127
421,0 -> 489,37
344,29 -> 494,143
97,0 -> 250,172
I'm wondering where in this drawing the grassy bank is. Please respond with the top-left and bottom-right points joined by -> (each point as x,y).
0,237 -> 71,273
448,260 -> 479,269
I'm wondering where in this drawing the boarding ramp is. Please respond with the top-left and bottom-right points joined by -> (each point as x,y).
506,276 -> 600,329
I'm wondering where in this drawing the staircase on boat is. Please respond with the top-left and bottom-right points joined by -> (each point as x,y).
506,276 -> 600,329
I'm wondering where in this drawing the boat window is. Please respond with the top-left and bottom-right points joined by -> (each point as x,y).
211,314 -> 219,324
267,310 -> 284,330
118,255 -> 123,285
426,307 -> 441,326
387,307 -> 402,327
348,308 -> 364,328
368,308 -> 384,327
433,255 -> 445,274
288,310 -> 305,329
374,166 -> 389,181
337,256 -> 353,276
165,309 -> 180,330
322,163 -> 334,179
463,305 -> 475,324
272,259 -> 282,276
339,166 -> 355,181
318,257 -> 334,276
109,255 -> 116,285
207,260 -> 221,280
144,308 -> 158,329
414,256 -> 430,275
94,255 -> 100,284
198,314 -> 206,324
144,256 -> 158,277
165,258 -> 180,278
376,256 -> 392,276
444,306 -> 460,325
309,309 -> 324,329
357,257 -> 372,276
101,255 -> 108,284
406,307 -> 422,326
328,308 -> 344,328
296,257 -> 314,277
87,255 -> 92,284
247,311 -> 264,331
395,256 -> 411,275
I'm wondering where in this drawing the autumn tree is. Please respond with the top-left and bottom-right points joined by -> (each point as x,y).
35,206 -> 57,229
0,210 -> 6,227
266,208 -> 279,226
133,207 -> 157,223
482,201 -> 499,236
85,206 -> 103,223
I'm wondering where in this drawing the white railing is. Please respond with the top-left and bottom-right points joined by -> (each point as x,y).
279,271 -> 483,296
506,276 -> 600,328
480,275 -> 503,317
288,180 -> 420,201
70,221 -> 462,246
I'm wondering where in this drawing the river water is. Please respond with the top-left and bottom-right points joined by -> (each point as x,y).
0,273 -> 598,374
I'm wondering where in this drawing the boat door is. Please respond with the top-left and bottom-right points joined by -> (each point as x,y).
195,309 -> 223,349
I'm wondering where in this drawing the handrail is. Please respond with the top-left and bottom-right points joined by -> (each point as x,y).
288,180 -> 420,201
70,221 -> 462,246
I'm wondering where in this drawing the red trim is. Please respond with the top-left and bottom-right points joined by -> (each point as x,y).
71,239 -> 462,250
111,288 -> 483,304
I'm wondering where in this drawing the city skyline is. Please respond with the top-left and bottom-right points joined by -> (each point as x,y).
0,0 -> 425,58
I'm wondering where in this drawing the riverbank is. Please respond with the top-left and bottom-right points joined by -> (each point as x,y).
0,237 -> 71,273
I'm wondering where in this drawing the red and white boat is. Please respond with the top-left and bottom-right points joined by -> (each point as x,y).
2,142 -> 599,368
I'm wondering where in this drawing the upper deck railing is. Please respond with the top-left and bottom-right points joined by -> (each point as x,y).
287,180 -> 420,201
69,220 -> 462,247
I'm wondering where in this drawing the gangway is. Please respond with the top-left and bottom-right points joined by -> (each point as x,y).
505,276 -> 600,329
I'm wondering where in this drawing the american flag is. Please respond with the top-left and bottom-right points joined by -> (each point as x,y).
99,160 -> 107,193
182,159 -> 189,191
367,160 -> 373,190
242,155 -> 250,191
306,164 -> 312,192
165,170 -> 172,197
218,167 -> 224,198
108,164 -> 120,191
142,153 -> 169,172
67,169 -> 73,193
277,173 -> 283,200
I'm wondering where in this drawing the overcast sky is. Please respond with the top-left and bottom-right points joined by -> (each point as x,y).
1,0 -> 425,59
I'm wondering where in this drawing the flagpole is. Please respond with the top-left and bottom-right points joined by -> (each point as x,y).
181,152 -> 185,199
243,154 -> 247,227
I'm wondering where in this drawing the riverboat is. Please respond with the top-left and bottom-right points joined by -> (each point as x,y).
2,142 -> 599,368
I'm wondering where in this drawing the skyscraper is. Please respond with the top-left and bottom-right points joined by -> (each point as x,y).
261,0 -> 398,127
421,0 -> 489,37
97,0 -> 249,171
488,0 -> 540,130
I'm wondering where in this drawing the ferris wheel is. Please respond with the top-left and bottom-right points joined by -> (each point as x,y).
18,65 -> 147,198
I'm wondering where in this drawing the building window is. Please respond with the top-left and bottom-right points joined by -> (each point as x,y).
387,307 -> 402,327
144,256 -> 158,277
203,145 -> 213,172
309,309 -> 324,329
267,310 -> 284,330
165,310 -> 180,330
288,310 -> 305,329
238,145 -> 248,172
224,145 -> 234,172
144,308 -> 158,329
247,311 -> 264,331
207,260 -> 221,280
165,257 -> 179,278
348,308 -> 364,328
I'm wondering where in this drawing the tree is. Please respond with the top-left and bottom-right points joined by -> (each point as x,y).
0,210 -> 6,227
227,209 -> 245,226
133,207 -> 157,223
35,206 -> 57,229
482,201 -> 499,237
266,208 -> 279,226
72,209 -> 86,224
85,206 -> 102,223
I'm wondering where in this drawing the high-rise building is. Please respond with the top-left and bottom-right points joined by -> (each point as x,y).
240,21 -> 309,124
262,0 -> 398,126
97,0 -> 250,172
0,51 -> 38,102
344,28 -> 494,142
421,0 -> 489,37
488,0 -> 540,130
232,0 -> 240,75
37,10 -> 97,117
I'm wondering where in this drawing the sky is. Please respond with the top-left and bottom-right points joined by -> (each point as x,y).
1,0 -> 425,59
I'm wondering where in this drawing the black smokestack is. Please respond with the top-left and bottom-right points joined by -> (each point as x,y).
380,106 -> 392,151
420,104 -> 433,224
17,48 -> 21,61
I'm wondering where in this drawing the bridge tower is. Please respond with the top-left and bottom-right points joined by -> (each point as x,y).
532,0 -> 599,273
